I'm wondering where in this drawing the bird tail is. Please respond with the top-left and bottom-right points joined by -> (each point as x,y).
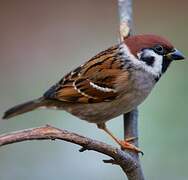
2,97 -> 48,119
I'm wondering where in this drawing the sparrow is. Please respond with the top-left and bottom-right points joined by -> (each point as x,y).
2,34 -> 185,153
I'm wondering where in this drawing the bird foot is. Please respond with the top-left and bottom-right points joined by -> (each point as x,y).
119,140 -> 144,155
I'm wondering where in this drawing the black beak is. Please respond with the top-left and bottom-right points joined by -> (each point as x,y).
167,49 -> 185,60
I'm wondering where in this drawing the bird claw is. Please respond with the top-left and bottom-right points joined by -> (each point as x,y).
119,140 -> 144,155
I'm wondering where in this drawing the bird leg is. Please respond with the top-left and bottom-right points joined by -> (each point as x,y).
97,123 -> 142,154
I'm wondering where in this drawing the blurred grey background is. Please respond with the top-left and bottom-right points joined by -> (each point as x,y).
0,0 -> 188,180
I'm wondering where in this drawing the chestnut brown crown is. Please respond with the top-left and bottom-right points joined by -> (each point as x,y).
125,34 -> 174,56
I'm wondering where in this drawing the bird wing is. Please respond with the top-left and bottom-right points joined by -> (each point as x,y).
44,45 -> 128,103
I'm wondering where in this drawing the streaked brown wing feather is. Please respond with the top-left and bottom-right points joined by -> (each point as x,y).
44,45 -> 127,103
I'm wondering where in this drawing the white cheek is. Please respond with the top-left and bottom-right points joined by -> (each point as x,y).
152,54 -> 163,74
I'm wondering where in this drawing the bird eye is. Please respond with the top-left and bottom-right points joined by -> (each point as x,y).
154,45 -> 164,54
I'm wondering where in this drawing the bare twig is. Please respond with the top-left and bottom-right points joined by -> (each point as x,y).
118,0 -> 145,179
0,125 -> 140,179
118,0 -> 133,40
124,109 -> 145,180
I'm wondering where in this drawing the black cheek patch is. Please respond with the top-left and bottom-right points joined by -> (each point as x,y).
141,56 -> 155,67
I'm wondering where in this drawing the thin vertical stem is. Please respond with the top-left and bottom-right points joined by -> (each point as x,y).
118,1 -> 145,179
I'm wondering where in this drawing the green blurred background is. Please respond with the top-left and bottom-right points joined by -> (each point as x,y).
0,0 -> 188,179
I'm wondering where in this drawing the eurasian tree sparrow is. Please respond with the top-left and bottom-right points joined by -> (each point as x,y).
3,34 -> 185,153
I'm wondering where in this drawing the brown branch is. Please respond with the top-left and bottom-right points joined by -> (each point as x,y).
118,0 -> 145,179
124,109 -> 145,180
0,125 -> 141,179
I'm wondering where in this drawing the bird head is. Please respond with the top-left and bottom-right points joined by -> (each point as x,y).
123,34 -> 185,78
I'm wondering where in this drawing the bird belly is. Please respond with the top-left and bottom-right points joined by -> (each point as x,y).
59,95 -> 140,124
61,85 -> 153,124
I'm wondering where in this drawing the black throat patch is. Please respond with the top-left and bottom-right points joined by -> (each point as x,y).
162,57 -> 172,74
